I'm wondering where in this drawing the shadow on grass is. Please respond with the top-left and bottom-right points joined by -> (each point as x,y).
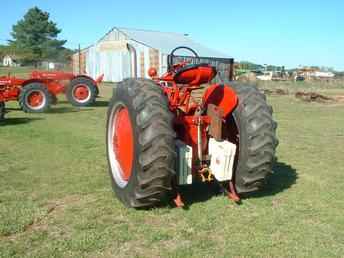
92,100 -> 109,107
176,181 -> 221,209
176,161 -> 297,209
56,100 -> 70,104
5,107 -> 22,111
247,161 -> 297,199
0,117 -> 43,126
56,100 -> 109,107
47,107 -> 93,114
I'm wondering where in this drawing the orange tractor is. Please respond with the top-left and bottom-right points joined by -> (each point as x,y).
0,70 -> 103,120
106,47 -> 278,208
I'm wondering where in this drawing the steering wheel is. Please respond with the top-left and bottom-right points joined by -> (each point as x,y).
167,46 -> 199,70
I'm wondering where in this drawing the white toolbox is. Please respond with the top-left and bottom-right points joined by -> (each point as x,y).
208,138 -> 237,181
175,140 -> 193,185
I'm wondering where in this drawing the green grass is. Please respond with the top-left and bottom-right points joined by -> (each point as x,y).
1,82 -> 344,257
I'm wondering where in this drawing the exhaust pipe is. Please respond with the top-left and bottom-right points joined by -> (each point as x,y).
127,43 -> 137,78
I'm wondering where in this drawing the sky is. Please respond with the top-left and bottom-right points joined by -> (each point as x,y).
1,0 -> 343,70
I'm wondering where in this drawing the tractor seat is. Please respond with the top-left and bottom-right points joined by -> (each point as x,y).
174,63 -> 217,86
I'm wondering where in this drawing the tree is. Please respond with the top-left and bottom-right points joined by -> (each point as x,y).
0,44 -> 17,60
0,45 -> 7,58
9,7 -> 67,65
238,61 -> 264,71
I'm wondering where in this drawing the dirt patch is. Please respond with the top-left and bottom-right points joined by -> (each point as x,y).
295,92 -> 334,103
275,89 -> 289,95
261,89 -> 273,95
261,88 -> 289,95
334,96 -> 344,103
44,194 -> 82,214
261,89 -> 344,104
0,195 -> 86,240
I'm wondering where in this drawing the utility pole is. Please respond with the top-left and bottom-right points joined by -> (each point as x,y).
78,44 -> 81,74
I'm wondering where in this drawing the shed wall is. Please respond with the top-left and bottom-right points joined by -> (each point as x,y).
72,28 -> 230,82
85,45 -> 132,82
76,38 -> 161,82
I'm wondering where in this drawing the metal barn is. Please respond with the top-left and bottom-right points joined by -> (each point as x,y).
72,27 -> 234,82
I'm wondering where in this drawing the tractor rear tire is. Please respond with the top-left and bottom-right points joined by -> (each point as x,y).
225,82 -> 278,193
19,83 -> 52,113
0,102 -> 5,121
66,77 -> 97,107
106,78 -> 176,208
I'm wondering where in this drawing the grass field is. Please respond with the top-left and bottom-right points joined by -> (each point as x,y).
1,81 -> 344,257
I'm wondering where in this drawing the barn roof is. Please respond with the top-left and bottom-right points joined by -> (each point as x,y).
102,27 -> 230,58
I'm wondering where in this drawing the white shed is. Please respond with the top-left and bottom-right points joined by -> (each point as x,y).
2,55 -> 18,67
73,27 -> 233,82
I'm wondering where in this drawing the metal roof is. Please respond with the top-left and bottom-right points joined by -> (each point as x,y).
103,27 -> 230,58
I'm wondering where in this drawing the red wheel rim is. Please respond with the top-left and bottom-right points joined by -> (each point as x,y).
27,91 -> 44,108
73,84 -> 90,101
112,106 -> 134,181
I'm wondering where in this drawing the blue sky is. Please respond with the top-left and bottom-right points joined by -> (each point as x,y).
1,0 -> 343,70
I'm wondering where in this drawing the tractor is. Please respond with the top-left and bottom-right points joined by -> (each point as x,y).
0,71 -> 103,120
106,47 -> 278,208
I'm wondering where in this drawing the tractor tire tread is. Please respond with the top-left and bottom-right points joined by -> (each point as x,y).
66,77 -> 97,107
18,83 -> 52,113
107,78 -> 175,208
226,81 -> 278,193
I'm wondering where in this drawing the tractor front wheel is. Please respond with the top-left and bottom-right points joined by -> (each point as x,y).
19,83 -> 52,113
225,82 -> 278,194
66,77 -> 97,106
106,78 -> 176,208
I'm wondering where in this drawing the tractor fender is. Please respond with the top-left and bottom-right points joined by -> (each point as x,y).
22,79 -> 46,87
202,84 -> 238,118
21,79 -> 65,96
73,74 -> 104,86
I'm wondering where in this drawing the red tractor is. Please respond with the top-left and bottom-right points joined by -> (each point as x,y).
0,70 -> 103,120
106,47 -> 278,208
